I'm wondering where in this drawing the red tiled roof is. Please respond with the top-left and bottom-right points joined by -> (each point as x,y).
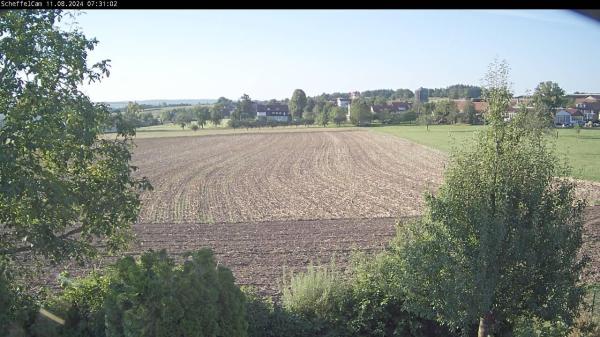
568,109 -> 583,117
453,99 -> 488,113
566,108 -> 578,114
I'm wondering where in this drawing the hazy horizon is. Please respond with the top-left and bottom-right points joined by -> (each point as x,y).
75,10 -> 600,102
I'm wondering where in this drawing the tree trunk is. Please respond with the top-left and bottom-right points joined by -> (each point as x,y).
478,311 -> 494,337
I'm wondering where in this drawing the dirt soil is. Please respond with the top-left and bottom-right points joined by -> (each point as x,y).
28,131 -> 600,297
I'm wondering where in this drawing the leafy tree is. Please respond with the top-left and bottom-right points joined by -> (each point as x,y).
0,10 -> 151,265
210,103 -> 225,127
174,110 -> 193,129
464,100 -> 478,124
304,97 -> 315,114
303,111 -> 315,126
316,106 -> 330,127
289,89 -> 307,120
231,106 -> 241,121
349,100 -> 372,126
532,81 -> 566,127
160,109 -> 174,123
416,114 -> 433,131
373,96 -> 388,106
139,112 -> 158,126
393,89 -> 415,100
216,96 -> 233,105
433,100 -> 458,124
403,110 -> 418,123
394,59 -> 586,337
238,94 -> 256,119
332,107 -> 347,126
194,105 -> 210,129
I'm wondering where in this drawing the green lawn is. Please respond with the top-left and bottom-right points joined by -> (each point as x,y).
139,120 -> 228,132
370,124 -> 600,182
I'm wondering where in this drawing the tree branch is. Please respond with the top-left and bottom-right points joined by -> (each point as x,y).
0,226 -> 83,256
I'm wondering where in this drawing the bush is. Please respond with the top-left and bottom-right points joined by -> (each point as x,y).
281,264 -> 347,323
342,253 -> 449,337
280,256 -> 449,337
243,287 -> 318,337
104,249 -> 247,337
228,119 -> 241,129
0,259 -> 40,337
30,271 -> 110,337
30,249 -> 246,337
190,124 -> 199,131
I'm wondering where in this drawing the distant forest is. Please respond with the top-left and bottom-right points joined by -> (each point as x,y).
314,84 -> 482,102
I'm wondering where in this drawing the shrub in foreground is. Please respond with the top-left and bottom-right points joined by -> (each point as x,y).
30,249 -> 246,337
280,257 -> 449,337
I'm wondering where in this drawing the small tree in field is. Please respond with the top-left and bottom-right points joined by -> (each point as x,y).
333,107 -> 347,126
349,99 -> 372,126
394,59 -> 586,337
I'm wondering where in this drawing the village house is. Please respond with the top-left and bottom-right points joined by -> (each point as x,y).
575,96 -> 600,121
453,99 -> 488,114
256,103 -> 290,122
390,101 -> 412,112
370,101 -> 412,114
336,97 -> 351,108
554,109 -> 571,126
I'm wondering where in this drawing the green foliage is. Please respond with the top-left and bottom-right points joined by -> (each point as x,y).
282,264 -> 347,324
232,94 -> 253,121
532,81 -> 566,127
193,106 -> 210,128
393,60 -> 586,335
280,256 -> 449,337
463,100 -> 479,124
0,259 -> 15,335
510,316 -> 571,337
244,287 -> 319,337
343,253 -> 450,337
103,249 -> 247,337
0,258 -> 40,337
424,85 -> 482,99
190,124 -> 199,131
349,100 -> 372,126
36,271 -> 112,337
0,10 -> 151,264
316,105 -> 330,127
18,249 -> 247,337
416,114 -> 433,128
174,109 -> 194,128
210,103 -> 225,126
302,111 -> 315,126
289,89 -> 307,120
432,100 -> 459,124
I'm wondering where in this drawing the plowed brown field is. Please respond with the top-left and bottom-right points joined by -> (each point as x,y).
132,130 -> 446,223
37,130 -> 600,297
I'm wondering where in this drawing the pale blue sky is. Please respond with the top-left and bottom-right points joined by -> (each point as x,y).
74,10 -> 600,102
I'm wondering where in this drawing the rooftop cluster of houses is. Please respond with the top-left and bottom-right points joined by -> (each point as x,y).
555,95 -> 600,126
450,94 -> 600,126
223,91 -> 600,126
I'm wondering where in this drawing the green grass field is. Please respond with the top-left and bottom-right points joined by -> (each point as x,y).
370,124 -> 600,182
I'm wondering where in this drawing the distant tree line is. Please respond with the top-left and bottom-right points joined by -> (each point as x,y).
424,84 -> 483,99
